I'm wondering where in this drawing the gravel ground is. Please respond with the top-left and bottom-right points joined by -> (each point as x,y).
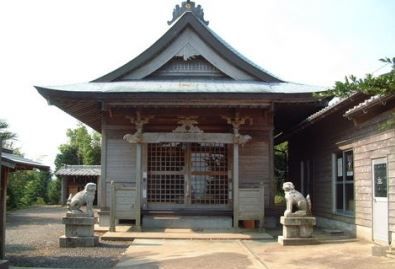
5,205 -> 132,268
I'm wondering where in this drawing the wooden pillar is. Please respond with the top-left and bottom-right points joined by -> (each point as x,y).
135,143 -> 142,231
0,138 -> 6,260
60,176 -> 67,205
99,118 -> 107,209
233,143 -> 239,229
109,181 -> 116,232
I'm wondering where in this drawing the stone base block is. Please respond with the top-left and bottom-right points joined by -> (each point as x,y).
278,236 -> 318,246
63,215 -> 96,238
65,224 -> 94,237
371,245 -> 388,256
98,210 -> 111,227
59,235 -> 99,248
280,216 -> 316,238
0,260 -> 9,269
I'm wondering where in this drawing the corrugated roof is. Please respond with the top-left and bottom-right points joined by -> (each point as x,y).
56,165 -> 101,176
1,152 -> 50,171
39,80 -> 325,94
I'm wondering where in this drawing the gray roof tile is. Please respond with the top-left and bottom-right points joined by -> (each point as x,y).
56,165 -> 101,176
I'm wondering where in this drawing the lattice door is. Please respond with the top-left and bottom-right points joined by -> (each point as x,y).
147,143 -> 186,205
190,143 -> 229,206
147,142 -> 230,209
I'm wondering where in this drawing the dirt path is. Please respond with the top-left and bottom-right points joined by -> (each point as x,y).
6,205 -> 131,268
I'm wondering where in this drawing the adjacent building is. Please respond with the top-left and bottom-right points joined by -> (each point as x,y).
280,93 -> 395,245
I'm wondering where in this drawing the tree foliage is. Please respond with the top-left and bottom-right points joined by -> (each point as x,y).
7,170 -> 51,210
274,142 -> 288,193
318,57 -> 395,98
0,119 -> 17,144
47,177 -> 61,205
54,123 -> 101,170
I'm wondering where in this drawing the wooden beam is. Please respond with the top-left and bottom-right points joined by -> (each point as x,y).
124,132 -> 251,144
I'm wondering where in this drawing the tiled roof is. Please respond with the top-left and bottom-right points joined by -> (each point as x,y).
344,94 -> 395,117
56,165 -> 101,176
1,152 -> 50,171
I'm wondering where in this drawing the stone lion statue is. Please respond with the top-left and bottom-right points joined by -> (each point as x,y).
283,182 -> 311,217
67,183 -> 96,217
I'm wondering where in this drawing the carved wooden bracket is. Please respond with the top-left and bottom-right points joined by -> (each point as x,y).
124,133 -> 142,144
172,116 -> 203,133
234,134 -> 252,145
222,113 -> 253,135
126,112 -> 154,134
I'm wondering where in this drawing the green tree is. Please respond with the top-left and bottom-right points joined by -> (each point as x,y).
47,178 -> 61,205
7,171 -> 51,209
319,57 -> 395,98
54,123 -> 101,170
0,119 -> 16,145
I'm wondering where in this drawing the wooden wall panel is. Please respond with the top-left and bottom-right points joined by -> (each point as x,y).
239,132 -> 271,208
104,129 -> 136,210
288,108 -> 395,230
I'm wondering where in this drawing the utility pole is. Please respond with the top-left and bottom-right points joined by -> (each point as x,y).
0,137 -> 8,269
0,137 -> 4,260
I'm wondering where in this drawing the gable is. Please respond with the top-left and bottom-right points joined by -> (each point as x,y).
116,27 -> 254,81
93,12 -> 283,83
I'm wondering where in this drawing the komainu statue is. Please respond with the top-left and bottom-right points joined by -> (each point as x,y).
67,183 -> 96,217
283,182 -> 311,217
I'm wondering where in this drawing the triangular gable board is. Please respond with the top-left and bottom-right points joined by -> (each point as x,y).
93,12 -> 283,83
117,27 -> 254,81
146,56 -> 230,80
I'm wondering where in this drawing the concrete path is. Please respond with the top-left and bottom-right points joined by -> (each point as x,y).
115,239 -> 395,269
115,239 -> 266,269
102,229 -> 273,241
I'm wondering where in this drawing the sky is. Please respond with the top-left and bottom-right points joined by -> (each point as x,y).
0,0 -> 394,171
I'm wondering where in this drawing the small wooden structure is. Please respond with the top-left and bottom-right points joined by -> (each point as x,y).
56,165 -> 100,205
0,144 -> 49,267
36,1 -> 326,230
280,93 -> 395,244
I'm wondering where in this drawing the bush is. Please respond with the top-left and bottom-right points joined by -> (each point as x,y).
274,194 -> 285,205
35,197 -> 46,205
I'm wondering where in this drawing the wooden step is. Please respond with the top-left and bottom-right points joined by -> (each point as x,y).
142,215 -> 233,229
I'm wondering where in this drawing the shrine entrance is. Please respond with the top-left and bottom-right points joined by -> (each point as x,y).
146,142 -> 231,211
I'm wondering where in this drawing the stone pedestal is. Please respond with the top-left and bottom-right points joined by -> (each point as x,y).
0,260 -> 9,269
278,216 -> 318,245
59,213 -> 98,248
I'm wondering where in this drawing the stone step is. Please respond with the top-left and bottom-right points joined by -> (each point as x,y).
142,215 -> 233,230
387,250 -> 395,259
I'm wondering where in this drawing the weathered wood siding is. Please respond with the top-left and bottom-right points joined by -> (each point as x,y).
103,128 -> 136,207
288,107 -> 395,233
239,131 -> 272,208
239,187 -> 265,222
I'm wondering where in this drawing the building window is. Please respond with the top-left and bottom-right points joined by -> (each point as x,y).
333,150 -> 354,215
